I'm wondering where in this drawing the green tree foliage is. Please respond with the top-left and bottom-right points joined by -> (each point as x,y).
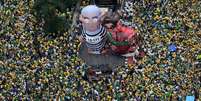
32,0 -> 79,38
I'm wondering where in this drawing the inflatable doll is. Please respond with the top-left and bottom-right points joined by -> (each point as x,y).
109,21 -> 138,54
78,5 -> 108,54
78,5 -> 137,81
103,11 -> 141,63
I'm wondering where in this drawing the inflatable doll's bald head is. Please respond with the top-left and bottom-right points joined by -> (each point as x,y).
81,5 -> 101,17
80,5 -> 102,32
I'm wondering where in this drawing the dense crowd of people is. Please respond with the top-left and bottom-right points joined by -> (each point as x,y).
0,0 -> 201,100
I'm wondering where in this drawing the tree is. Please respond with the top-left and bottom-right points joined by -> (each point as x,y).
32,0 -> 79,38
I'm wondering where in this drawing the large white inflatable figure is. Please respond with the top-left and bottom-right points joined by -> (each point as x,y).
78,5 -> 107,54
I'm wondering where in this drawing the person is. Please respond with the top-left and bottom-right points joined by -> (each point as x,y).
77,5 -> 108,54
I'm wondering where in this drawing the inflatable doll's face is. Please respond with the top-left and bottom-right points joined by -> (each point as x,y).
80,5 -> 101,32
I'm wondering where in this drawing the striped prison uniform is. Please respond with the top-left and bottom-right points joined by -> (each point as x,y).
82,25 -> 107,54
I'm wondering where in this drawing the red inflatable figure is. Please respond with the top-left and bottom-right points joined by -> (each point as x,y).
103,12 -> 141,64
109,21 -> 138,54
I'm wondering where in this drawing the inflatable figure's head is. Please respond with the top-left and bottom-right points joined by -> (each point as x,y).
80,5 -> 102,32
